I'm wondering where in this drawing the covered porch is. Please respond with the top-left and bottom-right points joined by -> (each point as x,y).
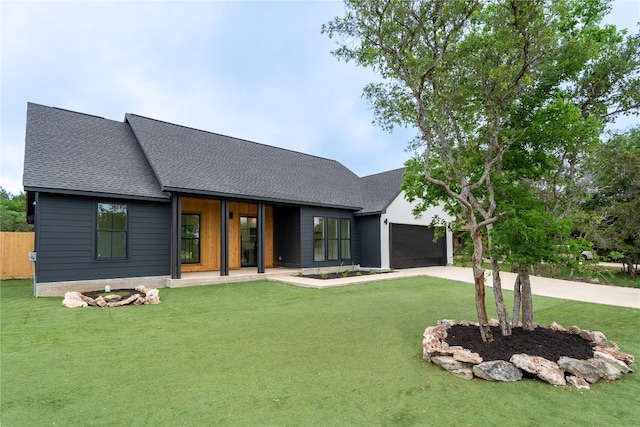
167,267 -> 300,288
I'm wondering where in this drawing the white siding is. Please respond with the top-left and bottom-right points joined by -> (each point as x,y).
379,192 -> 454,268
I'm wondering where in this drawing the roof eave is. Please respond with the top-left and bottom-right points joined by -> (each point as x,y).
24,186 -> 171,202
164,186 -> 362,211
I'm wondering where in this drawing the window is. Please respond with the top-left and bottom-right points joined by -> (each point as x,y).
328,217 -> 338,260
97,203 -> 127,259
181,214 -> 200,264
340,218 -> 351,260
313,217 -> 325,261
313,216 -> 351,263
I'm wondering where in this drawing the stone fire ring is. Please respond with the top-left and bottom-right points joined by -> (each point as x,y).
423,320 -> 635,389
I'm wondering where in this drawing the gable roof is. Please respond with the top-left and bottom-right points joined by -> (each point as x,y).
125,114 -> 364,209
23,103 -> 167,200
23,103 -> 404,212
357,168 -> 404,215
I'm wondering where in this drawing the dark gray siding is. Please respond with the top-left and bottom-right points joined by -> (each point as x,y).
356,215 -> 381,268
300,207 -> 358,268
273,205 -> 301,268
35,193 -> 171,283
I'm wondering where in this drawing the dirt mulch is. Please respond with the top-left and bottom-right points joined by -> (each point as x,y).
81,288 -> 140,299
445,325 -> 594,362
303,270 -> 392,280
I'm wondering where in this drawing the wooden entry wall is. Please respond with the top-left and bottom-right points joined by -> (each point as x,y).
181,198 -> 273,272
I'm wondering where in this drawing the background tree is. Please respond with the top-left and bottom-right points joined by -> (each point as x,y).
580,128 -> 640,280
324,0 -> 638,341
0,187 -> 33,232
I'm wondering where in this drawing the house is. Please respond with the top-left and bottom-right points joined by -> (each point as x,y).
22,103 -> 453,296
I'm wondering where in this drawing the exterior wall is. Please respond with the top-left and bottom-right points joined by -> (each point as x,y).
0,232 -> 35,279
273,205 -> 301,268
299,206 -> 358,268
381,192 -> 454,268
181,198 -> 274,272
181,197 -> 221,272
355,215 -> 381,268
228,201 -> 274,269
34,193 -> 171,283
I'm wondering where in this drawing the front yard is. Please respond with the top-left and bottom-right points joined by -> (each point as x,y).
1,277 -> 638,426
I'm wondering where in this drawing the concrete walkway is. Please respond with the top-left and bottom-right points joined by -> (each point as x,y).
271,265 -> 640,309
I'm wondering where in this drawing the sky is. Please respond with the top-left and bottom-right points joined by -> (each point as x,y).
1,0 -> 639,196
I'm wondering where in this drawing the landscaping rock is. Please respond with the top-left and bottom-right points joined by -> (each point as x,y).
453,348 -> 483,365
593,346 -> 635,365
422,319 -> 634,388
437,319 -> 456,329
567,326 -> 582,335
62,292 -> 88,308
107,293 -> 141,307
143,288 -> 160,305
78,293 -> 97,306
451,368 -> 474,380
472,361 -> 522,382
510,354 -> 566,386
586,358 -> 622,381
557,357 -> 601,383
431,356 -> 472,373
566,376 -> 590,390
422,333 -> 442,350
578,330 -> 608,343
593,351 -> 633,373
63,288 -> 161,308
425,325 -> 448,340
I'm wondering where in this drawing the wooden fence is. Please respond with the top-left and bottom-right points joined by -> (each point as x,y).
0,232 -> 35,280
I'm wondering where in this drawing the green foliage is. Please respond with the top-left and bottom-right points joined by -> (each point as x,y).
579,128 -> 640,277
0,187 -> 32,232
325,0 -> 640,333
2,278 -> 639,426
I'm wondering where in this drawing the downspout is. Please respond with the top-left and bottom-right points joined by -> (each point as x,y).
32,192 -> 39,296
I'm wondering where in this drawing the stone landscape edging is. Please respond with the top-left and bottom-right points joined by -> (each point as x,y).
423,319 -> 635,389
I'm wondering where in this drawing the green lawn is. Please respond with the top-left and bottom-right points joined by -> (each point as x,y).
1,277 -> 638,426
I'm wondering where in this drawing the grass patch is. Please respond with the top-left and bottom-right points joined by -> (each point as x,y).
455,258 -> 638,288
1,278 -> 639,426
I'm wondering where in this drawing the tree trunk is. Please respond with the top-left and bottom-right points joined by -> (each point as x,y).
486,223 -> 510,336
512,273 -> 522,328
516,265 -> 535,331
471,227 -> 493,343
491,257 -> 511,336
624,257 -> 637,280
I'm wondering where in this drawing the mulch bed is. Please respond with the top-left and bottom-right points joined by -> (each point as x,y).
303,270 -> 391,280
445,325 -> 594,362
82,288 -> 139,299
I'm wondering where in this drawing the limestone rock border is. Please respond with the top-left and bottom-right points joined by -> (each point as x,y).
422,320 -> 634,389
62,286 -> 160,308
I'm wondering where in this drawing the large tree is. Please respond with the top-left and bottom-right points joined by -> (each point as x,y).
0,187 -> 33,232
324,0 -> 639,341
581,128 -> 640,279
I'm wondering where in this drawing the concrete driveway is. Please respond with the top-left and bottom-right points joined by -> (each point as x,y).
410,266 -> 640,309
272,265 -> 640,309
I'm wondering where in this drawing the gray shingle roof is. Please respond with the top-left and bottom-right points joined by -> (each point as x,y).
357,168 -> 404,214
125,113 -> 364,209
23,103 -> 167,200
22,103 -> 404,211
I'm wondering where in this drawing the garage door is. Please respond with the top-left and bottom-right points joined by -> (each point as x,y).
390,224 -> 445,269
